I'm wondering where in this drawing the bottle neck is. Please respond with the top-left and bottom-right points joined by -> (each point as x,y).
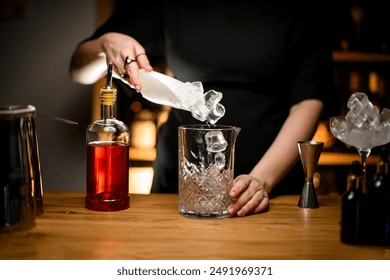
346,161 -> 362,193
100,88 -> 117,120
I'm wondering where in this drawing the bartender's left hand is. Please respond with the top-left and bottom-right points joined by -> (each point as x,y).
228,174 -> 269,217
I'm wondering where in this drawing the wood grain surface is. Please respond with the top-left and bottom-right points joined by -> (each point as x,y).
1,192 -> 389,260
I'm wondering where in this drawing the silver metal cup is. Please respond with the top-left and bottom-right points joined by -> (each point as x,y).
297,141 -> 323,209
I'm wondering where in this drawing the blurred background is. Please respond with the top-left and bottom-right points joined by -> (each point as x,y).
0,0 -> 96,191
0,0 -> 389,193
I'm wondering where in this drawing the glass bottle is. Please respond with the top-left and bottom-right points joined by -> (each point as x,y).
367,145 -> 390,244
340,160 -> 369,244
86,64 -> 130,211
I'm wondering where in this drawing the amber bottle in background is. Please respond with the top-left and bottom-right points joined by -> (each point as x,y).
86,64 -> 130,211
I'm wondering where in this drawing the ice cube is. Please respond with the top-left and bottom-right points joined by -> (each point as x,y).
346,92 -> 379,127
175,82 -> 204,110
372,124 -> 388,147
347,92 -> 368,112
381,109 -> 390,143
364,105 -> 380,127
173,80 -> 225,124
190,81 -> 204,94
330,117 -> 351,135
206,103 -> 225,125
380,108 -> 390,123
174,84 -> 191,110
343,125 -> 370,149
190,102 -> 208,122
205,130 -> 227,153
204,90 -> 223,109
214,152 -> 226,170
188,82 -> 204,102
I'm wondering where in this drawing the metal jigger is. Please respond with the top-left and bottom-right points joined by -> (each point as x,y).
297,141 -> 324,208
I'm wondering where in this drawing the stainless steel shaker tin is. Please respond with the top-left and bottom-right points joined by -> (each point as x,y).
0,105 -> 44,232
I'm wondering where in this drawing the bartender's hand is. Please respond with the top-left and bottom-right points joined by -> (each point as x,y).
99,32 -> 153,91
228,174 -> 269,217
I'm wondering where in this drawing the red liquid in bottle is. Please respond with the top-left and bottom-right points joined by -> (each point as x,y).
86,142 -> 130,211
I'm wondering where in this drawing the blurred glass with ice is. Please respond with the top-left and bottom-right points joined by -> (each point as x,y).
330,92 -> 390,150
205,130 -> 227,152
345,92 -> 379,127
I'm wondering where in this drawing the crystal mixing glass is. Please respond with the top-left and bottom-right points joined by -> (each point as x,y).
178,124 -> 240,218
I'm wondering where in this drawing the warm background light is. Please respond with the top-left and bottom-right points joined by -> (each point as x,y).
130,120 -> 156,149
127,106 -> 171,194
129,167 -> 154,194
312,120 -> 336,149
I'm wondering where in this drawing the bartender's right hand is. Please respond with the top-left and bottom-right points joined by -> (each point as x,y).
99,32 -> 153,91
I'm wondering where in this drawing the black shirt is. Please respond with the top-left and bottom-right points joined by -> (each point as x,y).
87,0 -> 339,195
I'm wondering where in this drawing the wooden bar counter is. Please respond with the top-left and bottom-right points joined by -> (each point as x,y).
1,192 -> 389,260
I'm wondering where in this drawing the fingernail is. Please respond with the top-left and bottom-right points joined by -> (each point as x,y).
237,210 -> 244,217
230,190 -> 237,197
228,207 -> 234,215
